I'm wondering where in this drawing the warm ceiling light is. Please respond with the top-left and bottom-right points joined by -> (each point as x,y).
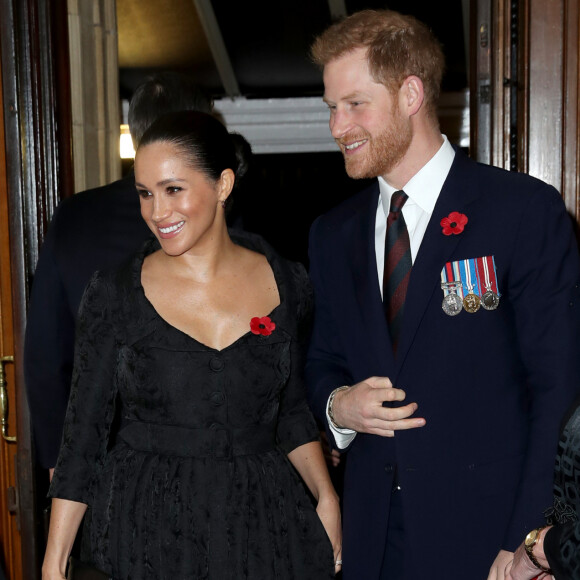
120,124 -> 135,159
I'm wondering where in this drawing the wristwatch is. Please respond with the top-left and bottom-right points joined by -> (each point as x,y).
524,526 -> 552,573
328,386 -> 350,429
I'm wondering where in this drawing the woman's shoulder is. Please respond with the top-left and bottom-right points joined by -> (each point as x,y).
230,229 -> 312,319
83,239 -> 154,313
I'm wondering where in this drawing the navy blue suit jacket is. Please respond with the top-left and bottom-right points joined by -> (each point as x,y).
24,176 -> 152,468
306,150 -> 580,579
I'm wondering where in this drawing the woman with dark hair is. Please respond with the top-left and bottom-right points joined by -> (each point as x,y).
42,111 -> 341,580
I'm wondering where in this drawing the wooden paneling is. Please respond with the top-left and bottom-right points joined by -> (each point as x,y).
526,0 -> 564,188
524,0 -> 580,220
473,0 -> 580,221
562,0 -> 580,216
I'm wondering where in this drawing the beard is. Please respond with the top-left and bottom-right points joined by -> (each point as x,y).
338,106 -> 413,180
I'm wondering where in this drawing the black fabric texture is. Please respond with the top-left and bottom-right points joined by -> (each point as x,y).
544,397 -> 580,579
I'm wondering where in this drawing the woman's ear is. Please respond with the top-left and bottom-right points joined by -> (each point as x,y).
217,168 -> 235,205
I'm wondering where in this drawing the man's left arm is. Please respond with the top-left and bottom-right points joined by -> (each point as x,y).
489,183 -> 580,578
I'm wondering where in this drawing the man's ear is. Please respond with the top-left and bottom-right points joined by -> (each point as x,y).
400,75 -> 425,117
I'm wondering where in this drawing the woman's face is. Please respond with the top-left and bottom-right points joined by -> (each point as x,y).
135,141 -> 231,257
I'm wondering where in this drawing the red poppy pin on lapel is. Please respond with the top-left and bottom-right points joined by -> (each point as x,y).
250,316 -> 276,336
440,212 -> 468,236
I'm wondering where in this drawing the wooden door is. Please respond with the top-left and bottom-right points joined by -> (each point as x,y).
472,0 -> 580,219
0,0 -> 73,577
0,54 -> 22,580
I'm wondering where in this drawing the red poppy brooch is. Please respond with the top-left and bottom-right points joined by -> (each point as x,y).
440,212 -> 468,236
250,316 -> 276,336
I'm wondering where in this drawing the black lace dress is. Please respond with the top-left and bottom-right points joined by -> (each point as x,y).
544,395 -> 580,579
49,232 -> 334,579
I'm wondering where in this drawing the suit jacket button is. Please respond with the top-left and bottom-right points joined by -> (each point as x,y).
384,464 -> 394,473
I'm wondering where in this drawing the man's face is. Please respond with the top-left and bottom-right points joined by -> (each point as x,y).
323,48 -> 412,180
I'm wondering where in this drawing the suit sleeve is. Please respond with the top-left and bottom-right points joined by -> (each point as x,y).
503,183 -> 580,550
48,272 -> 118,504
24,206 -> 77,469
305,217 -> 355,450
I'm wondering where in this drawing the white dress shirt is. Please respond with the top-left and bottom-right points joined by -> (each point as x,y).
327,136 -> 456,448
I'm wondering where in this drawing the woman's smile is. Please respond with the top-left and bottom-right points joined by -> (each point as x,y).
157,220 -> 185,238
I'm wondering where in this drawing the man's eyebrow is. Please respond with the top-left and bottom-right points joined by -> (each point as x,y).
323,92 -> 366,104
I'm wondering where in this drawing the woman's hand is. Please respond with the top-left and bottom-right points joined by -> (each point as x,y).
505,542 -> 551,580
286,441 -> 342,574
316,493 -> 342,575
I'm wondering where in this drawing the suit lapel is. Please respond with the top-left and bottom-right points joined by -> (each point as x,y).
396,151 -> 483,367
345,182 -> 396,372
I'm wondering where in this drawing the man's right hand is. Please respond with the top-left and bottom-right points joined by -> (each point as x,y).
331,376 -> 426,436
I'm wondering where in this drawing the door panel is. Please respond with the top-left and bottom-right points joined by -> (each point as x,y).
0,66 -> 22,576
472,0 -> 580,219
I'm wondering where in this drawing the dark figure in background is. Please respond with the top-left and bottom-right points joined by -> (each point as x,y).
506,394 -> 580,579
42,111 -> 341,579
305,9 -> 580,580
24,72 -> 213,475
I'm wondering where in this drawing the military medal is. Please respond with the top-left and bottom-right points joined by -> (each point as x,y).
460,259 -> 481,313
481,290 -> 500,310
441,256 -> 500,316
463,291 -> 481,313
441,282 -> 463,316
440,262 -> 464,316
476,256 -> 500,311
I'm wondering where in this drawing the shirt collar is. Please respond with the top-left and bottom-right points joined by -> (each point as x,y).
378,135 -> 455,216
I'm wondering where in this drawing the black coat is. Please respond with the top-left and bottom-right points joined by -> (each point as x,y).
24,175 -> 152,468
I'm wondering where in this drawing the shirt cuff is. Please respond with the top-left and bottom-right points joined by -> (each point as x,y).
326,394 -> 357,449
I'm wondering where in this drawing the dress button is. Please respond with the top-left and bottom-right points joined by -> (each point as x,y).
210,391 -> 225,406
209,357 -> 224,372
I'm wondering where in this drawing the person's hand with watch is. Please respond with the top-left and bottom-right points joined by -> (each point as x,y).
505,526 -> 553,580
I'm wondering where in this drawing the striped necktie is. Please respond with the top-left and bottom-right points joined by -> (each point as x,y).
383,190 -> 412,350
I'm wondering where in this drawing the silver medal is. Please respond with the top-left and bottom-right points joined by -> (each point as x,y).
481,289 -> 500,310
442,292 -> 463,316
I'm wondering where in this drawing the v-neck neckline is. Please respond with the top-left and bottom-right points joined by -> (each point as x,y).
135,232 -> 285,353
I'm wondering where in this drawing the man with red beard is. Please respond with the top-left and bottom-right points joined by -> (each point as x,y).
305,9 -> 580,580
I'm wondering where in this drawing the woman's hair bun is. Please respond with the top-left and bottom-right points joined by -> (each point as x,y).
229,132 -> 252,188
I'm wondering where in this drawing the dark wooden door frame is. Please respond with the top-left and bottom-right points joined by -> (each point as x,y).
471,0 -> 580,219
0,0 -> 72,576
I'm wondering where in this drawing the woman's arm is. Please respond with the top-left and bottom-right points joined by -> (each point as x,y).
504,526 -> 553,580
42,498 -> 87,579
288,440 -> 342,574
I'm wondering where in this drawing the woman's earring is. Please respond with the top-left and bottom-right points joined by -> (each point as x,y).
220,199 -> 226,209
